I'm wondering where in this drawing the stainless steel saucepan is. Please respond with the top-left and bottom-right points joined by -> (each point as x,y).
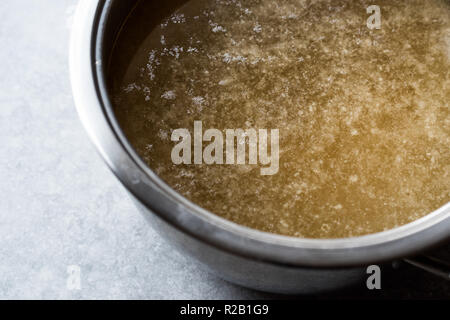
70,0 -> 450,293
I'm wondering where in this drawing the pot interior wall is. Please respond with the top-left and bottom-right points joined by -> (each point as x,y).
100,0 -> 190,92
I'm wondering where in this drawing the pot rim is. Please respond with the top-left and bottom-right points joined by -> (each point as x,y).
70,0 -> 450,268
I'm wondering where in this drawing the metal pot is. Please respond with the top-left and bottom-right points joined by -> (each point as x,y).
70,0 -> 450,294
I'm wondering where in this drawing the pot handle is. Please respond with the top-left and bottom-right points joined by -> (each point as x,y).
403,255 -> 450,280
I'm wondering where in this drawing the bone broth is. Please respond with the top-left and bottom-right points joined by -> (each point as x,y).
109,0 -> 450,238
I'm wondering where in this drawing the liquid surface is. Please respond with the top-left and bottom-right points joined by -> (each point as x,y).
110,0 -> 450,238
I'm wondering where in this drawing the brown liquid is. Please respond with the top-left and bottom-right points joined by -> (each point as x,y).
110,0 -> 450,238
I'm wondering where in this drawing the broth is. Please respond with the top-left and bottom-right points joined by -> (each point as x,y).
109,0 -> 450,238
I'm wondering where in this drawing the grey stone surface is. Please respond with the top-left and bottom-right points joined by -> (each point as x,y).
0,0 -> 448,300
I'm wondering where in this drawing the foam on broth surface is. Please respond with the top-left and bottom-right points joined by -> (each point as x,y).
110,0 -> 450,238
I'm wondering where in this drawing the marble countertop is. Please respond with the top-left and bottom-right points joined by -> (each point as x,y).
0,0 -> 448,299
